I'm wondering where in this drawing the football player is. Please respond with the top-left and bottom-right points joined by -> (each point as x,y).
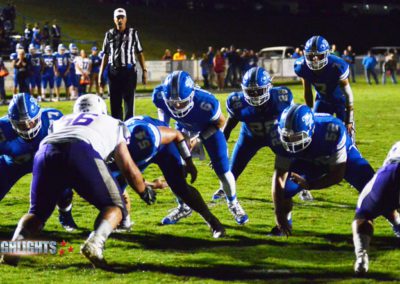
1,94 -> 155,267
41,45 -> 55,101
153,71 -> 248,225
271,104 -> 400,237
54,44 -> 71,101
68,43 -> 79,99
213,67 -> 312,202
352,142 -> 400,275
10,44 -> 25,95
110,115 -> 225,238
0,93 -> 77,231
27,43 -> 43,100
294,36 -> 355,140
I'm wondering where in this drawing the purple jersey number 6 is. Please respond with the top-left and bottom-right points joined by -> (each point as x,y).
71,113 -> 98,126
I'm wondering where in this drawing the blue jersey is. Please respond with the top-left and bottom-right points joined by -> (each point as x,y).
89,54 -> 101,73
226,87 -> 293,139
124,116 -> 166,171
0,108 -> 63,166
10,53 -> 18,74
68,52 -> 77,75
42,54 -> 55,75
27,52 -> 42,74
54,52 -> 70,72
272,114 -> 352,169
152,85 -> 221,133
294,55 -> 349,104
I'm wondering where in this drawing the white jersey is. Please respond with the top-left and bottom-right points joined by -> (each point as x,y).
41,113 -> 130,161
383,141 -> 400,166
74,56 -> 91,75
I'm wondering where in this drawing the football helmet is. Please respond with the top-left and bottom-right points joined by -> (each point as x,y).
162,71 -> 195,118
58,43 -> 66,54
73,94 -> 108,115
15,43 -> 24,52
69,43 -> 78,54
44,45 -> 52,54
241,67 -> 272,106
28,43 -> 36,53
278,104 -> 315,153
8,93 -> 42,140
304,36 -> 330,70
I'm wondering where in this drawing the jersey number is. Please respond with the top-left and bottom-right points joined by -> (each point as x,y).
314,83 -> 327,95
67,113 -> 98,126
325,123 -> 339,141
134,130 -> 151,150
248,121 -> 275,136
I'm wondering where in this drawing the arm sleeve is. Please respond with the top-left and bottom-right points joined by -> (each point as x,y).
326,131 -> 347,165
339,62 -> 350,81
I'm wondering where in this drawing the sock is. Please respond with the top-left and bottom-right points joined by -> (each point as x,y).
58,203 -> 72,213
218,171 -> 237,203
94,219 -> 113,242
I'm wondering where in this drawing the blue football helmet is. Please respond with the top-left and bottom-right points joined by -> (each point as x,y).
162,71 -> 195,118
304,36 -> 330,70
278,104 -> 315,153
69,43 -> 78,54
241,67 -> 272,106
8,93 -> 42,140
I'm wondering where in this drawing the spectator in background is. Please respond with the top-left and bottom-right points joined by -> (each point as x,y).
331,44 -> 340,57
224,45 -> 239,88
200,52 -> 210,89
89,46 -> 101,95
190,53 -> 196,60
292,47 -> 302,59
24,23 -> 33,50
42,21 -> 50,45
161,48 -> 172,60
248,49 -> 258,68
382,50 -> 398,84
50,19 -> 61,50
213,48 -> 225,90
2,1 -> 16,31
99,50 -> 109,99
362,50 -> 379,85
240,49 -> 251,75
0,56 -> 9,105
207,46 -> 215,87
347,45 -> 356,83
341,49 -> 352,66
172,48 -> 187,60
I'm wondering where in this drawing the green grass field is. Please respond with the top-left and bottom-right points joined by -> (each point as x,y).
0,80 -> 400,283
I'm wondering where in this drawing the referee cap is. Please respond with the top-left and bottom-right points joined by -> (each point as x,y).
114,8 -> 126,18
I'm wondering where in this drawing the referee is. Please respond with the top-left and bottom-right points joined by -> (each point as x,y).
99,8 -> 147,120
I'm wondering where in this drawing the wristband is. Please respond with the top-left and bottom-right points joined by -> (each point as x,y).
177,139 -> 191,160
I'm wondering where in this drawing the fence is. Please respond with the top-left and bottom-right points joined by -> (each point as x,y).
3,57 -> 385,90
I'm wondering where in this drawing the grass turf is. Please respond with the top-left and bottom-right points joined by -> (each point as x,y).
0,80 -> 400,283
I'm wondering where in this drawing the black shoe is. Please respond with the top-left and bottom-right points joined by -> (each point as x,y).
59,209 -> 78,232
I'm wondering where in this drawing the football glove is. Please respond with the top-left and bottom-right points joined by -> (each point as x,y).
140,186 -> 157,205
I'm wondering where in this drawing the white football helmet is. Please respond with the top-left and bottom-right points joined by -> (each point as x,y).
73,94 -> 108,115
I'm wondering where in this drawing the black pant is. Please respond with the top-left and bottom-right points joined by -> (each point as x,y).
108,66 -> 137,121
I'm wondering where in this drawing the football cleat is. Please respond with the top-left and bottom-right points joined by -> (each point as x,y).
114,216 -> 133,233
228,202 -> 249,225
299,190 -> 314,201
207,216 -> 226,239
59,209 -> 78,232
354,251 -> 369,275
211,188 -> 225,202
80,232 -> 107,268
268,215 -> 293,237
161,204 -> 192,225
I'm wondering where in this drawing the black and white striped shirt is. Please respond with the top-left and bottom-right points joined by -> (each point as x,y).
102,27 -> 143,68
